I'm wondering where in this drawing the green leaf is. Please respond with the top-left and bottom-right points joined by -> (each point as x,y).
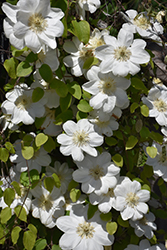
112,154 -> 123,167
52,173 -> 61,188
4,188 -> 15,206
68,180 -> 79,191
32,87 -> 44,102
12,46 -> 28,57
0,225 -> 6,244
76,111 -> 88,121
52,245 -> 62,250
55,110 -> 73,125
72,20 -> 90,44
130,102 -> 139,113
21,146 -> 34,160
44,177 -> 55,193
125,135 -> 138,150
117,215 -> 129,227
0,207 -> 12,224
11,181 -> 21,196
51,0 -> 67,12
23,230 -> 36,250
87,203 -> 98,220
43,136 -> 55,153
105,137 -> 118,146
28,224 -> 37,235
60,93 -> 72,112
16,61 -> 33,77
70,188 -> 81,202
11,226 -> 22,245
113,131 -> 123,140
35,133 -> 48,147
149,131 -> 163,144
43,136 -> 56,153
83,56 -> 99,69
131,77 -> 148,93
50,78 -> 68,97
14,205 -> 27,222
0,148 -> 9,162
4,57 -> 18,79
34,238 -> 47,250
77,99 -> 93,112
140,126 -> 150,139
26,51 -> 38,63
142,184 -> 151,192
140,104 -> 149,117
68,81 -> 82,100
22,134 -> 34,146
106,222 -> 118,235
39,64 -> 53,83
35,117 -> 46,129
146,146 -> 157,158
5,142 -> 15,154
100,212 -> 112,221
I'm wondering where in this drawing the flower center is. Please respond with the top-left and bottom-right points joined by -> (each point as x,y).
15,95 -> 32,110
76,221 -> 95,239
28,13 -> 48,33
139,216 -> 147,225
153,98 -> 167,112
88,37 -> 105,49
89,165 -> 104,180
104,188 -> 114,197
72,130 -> 89,147
99,78 -> 116,95
4,114 -> 12,121
114,46 -> 131,62
80,47 -> 93,61
15,185 -> 28,199
126,192 -> 139,208
95,119 -> 110,128
38,194 -> 53,211
38,49 -> 46,62
133,15 -> 150,30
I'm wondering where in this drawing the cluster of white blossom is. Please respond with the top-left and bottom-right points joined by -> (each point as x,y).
1,0 -> 167,249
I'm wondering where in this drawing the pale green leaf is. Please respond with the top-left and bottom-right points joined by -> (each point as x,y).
16,61 -> 33,77
35,133 -> 48,147
140,104 -> 149,117
68,81 -> 81,100
23,230 -> 36,250
52,173 -> 61,188
11,181 -> 21,196
77,99 -> 93,112
106,222 -> 118,235
83,57 -> 99,69
28,224 -> 37,235
4,57 -> 18,79
5,142 -> 15,154
34,238 -> 47,250
70,188 -> 81,202
11,226 -> 22,245
21,146 -> 34,160
14,205 -> 27,222
125,135 -> 138,150
146,146 -> 157,158
72,20 -> 90,44
130,102 -> 139,113
112,154 -> 123,167
0,207 -> 12,224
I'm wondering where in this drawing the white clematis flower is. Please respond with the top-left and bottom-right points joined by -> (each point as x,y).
63,28 -> 109,77
142,86 -> 167,126
95,28 -> 150,77
57,119 -> 104,162
83,65 -> 130,112
129,212 -> 157,239
2,0 -> 64,53
1,83 -> 46,125
46,161 -> 73,194
31,184 -> 65,228
145,141 -> 167,182
122,10 -> 164,44
76,0 -> 101,20
56,204 -> 114,250
88,107 -> 122,137
125,239 -> 166,250
114,178 -> 150,221
73,152 -> 120,195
